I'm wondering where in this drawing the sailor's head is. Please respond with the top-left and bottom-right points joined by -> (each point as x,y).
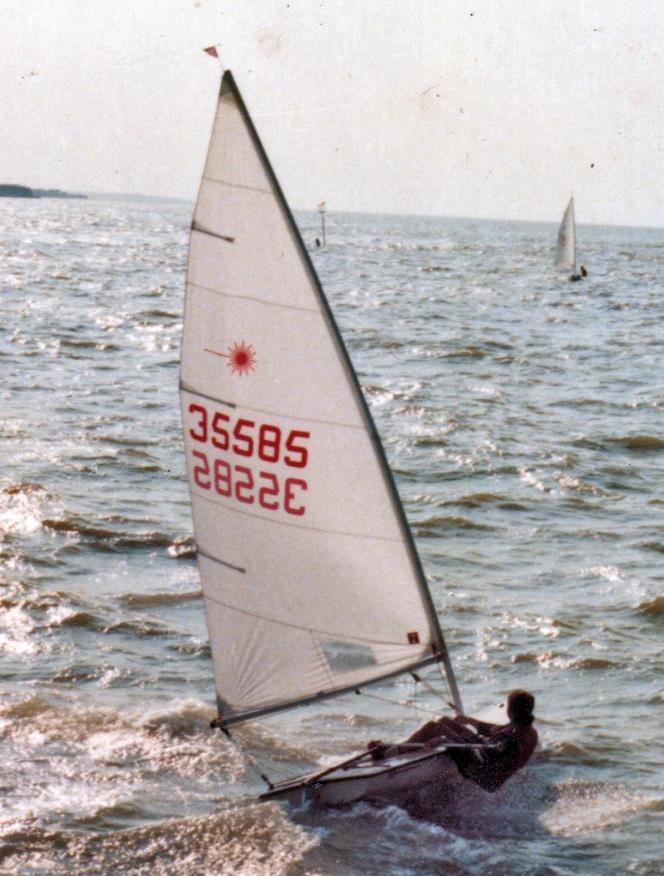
506,689 -> 535,727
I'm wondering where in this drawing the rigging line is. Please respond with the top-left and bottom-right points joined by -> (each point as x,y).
412,670 -> 447,703
409,670 -> 454,721
356,688 -> 445,718
218,725 -> 273,790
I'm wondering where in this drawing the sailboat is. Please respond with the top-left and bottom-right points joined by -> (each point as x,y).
555,196 -> 585,280
179,71 -> 491,809
555,196 -> 575,274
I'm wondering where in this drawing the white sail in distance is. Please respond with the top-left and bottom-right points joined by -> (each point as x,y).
555,196 -> 576,272
180,71 -> 461,727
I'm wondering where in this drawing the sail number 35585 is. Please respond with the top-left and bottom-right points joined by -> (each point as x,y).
188,403 -> 309,516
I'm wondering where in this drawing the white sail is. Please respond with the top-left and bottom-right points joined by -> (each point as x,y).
555,196 -> 576,272
180,72 -> 460,727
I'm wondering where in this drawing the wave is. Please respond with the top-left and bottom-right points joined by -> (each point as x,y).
52,609 -> 99,628
412,435 -> 448,448
0,804 -> 318,876
0,580 -> 95,655
101,618 -> 179,638
167,536 -> 197,559
568,656 -> 620,669
137,700 -> 218,738
512,652 -> 619,670
440,346 -> 486,359
0,693 -> 54,722
610,434 -> 664,451
136,309 -> 179,319
42,517 -> 181,551
439,491 -> 505,508
641,541 -> 664,555
543,741 -> 592,763
556,474 -> 605,496
414,514 -> 496,533
439,492 -> 529,511
0,481 -> 55,538
0,580 -> 70,612
637,595 -> 664,616
59,338 -> 121,351
0,577 -> 197,639
93,435 -> 155,448
1,695 -> 228,758
541,779 -> 660,837
571,437 -> 609,451
549,397 -> 611,409
1,481 -> 50,498
119,589 -> 202,607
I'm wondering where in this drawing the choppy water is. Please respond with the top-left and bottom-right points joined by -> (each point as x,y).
0,198 -> 662,875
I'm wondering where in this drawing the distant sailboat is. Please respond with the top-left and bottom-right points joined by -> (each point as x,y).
179,70 -> 495,809
555,196 -> 586,281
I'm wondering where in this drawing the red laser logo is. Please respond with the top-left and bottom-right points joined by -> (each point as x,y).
205,341 -> 256,376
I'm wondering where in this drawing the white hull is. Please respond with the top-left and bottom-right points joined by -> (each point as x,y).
259,747 -> 465,809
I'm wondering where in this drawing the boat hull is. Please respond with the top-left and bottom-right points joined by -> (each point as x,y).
259,748 -> 465,809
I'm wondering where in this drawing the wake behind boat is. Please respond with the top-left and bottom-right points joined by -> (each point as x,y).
179,70 -> 531,811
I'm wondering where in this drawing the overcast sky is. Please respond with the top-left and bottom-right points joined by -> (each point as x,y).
3,1 -> 663,226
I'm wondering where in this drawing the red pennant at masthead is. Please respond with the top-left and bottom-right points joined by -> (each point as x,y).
203,45 -> 219,58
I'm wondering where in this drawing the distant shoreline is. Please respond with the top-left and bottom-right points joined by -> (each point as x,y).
0,183 -> 87,200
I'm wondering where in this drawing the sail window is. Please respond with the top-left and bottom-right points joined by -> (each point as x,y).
321,640 -> 377,674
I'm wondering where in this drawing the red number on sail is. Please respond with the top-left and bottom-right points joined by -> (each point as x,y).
211,411 -> 230,450
232,419 -> 255,456
192,450 -> 211,489
284,478 -> 307,515
189,404 -> 208,443
213,458 -> 232,496
258,424 -> 281,463
258,471 -> 280,510
235,466 -> 255,504
284,431 -> 310,468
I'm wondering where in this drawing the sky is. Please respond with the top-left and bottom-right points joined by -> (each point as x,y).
2,0 -> 663,226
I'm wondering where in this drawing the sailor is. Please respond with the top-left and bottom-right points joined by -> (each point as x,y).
417,689 -> 537,791
369,689 -> 537,792
569,265 -> 587,282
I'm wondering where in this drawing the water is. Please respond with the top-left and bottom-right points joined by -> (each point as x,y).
1,198 -> 662,875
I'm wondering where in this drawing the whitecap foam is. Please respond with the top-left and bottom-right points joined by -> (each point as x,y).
541,779 -> 657,837
0,481 -> 56,538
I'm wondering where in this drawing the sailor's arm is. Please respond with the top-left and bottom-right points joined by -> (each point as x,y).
453,714 -> 499,736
